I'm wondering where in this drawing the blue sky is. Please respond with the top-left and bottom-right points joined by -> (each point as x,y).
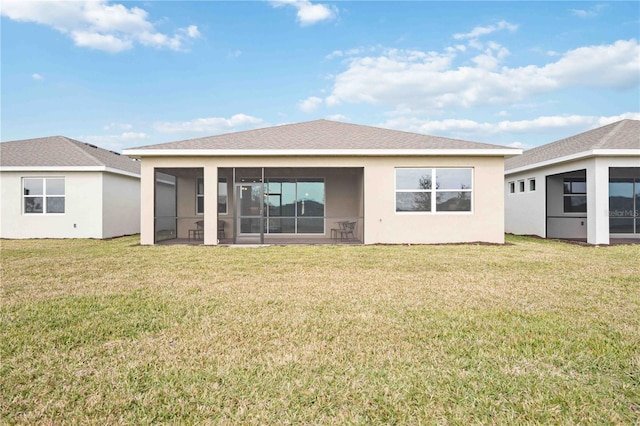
2,1 -> 639,152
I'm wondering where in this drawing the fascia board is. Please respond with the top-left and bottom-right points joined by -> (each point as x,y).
123,148 -> 522,157
0,165 -> 140,178
504,149 -> 640,176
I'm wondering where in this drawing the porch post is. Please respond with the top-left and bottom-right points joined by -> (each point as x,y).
203,165 -> 218,245
586,158 -> 610,245
140,161 -> 155,245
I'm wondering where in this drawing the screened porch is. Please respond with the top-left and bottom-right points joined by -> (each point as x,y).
153,167 -> 364,245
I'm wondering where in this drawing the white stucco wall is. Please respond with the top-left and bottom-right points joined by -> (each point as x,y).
102,172 -> 141,238
138,155 -> 507,245
504,171 -> 546,237
505,155 -> 640,244
0,171 -> 104,238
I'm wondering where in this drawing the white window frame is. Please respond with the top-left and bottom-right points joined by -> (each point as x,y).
395,168 -> 473,214
508,181 -> 515,194
518,180 -> 525,193
528,178 -> 536,191
196,178 -> 228,215
22,177 -> 65,215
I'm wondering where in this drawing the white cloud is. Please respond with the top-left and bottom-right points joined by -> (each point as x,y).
154,114 -> 264,134
32,73 -> 43,80
570,5 -> 606,18
1,0 -> 200,53
103,122 -> 133,131
271,0 -> 337,26
377,113 -> 640,139
298,96 -> 323,112
453,20 -> 518,40
325,114 -> 348,121
322,39 -> 640,111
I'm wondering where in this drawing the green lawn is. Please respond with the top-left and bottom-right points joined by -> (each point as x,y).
1,235 -> 639,424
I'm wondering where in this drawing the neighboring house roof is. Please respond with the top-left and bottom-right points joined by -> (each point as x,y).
505,119 -> 640,174
0,136 -> 140,176
124,120 -> 520,157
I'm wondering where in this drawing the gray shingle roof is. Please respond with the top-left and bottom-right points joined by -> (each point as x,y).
505,119 -> 640,171
129,119 -> 511,151
0,136 -> 140,175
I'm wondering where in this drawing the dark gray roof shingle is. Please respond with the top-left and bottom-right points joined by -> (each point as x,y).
130,119 -> 511,151
0,136 -> 140,175
505,119 -> 640,171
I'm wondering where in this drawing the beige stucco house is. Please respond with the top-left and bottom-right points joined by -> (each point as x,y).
123,120 -> 520,245
505,119 -> 640,245
0,136 -> 141,239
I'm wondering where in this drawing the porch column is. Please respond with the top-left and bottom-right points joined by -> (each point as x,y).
586,158 -> 609,245
203,165 -> 218,245
140,161 -> 155,245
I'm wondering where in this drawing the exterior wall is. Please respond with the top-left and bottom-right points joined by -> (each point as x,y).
363,156 -> 505,244
0,171 -> 103,238
504,170 -> 546,237
102,173 -> 141,238
138,155 -> 507,245
505,155 -> 640,244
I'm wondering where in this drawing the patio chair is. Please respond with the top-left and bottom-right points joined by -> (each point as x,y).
189,220 -> 204,240
335,221 -> 356,242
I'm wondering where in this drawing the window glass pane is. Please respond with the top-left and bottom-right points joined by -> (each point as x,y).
396,169 -> 432,190
509,182 -> 515,193
437,169 -> 472,190
218,180 -> 227,214
572,181 -> 586,194
268,218 -> 295,233
518,181 -> 525,192
610,218 -> 634,233
24,178 -> 43,195
297,182 -> 324,217
197,196 -> 204,214
46,178 -> 65,195
436,191 -> 471,212
196,179 -> 204,195
396,192 -> 431,212
297,218 -> 324,233
609,181 -> 633,217
47,197 -> 65,213
25,197 -> 43,213
267,194 -> 282,216
529,179 -> 536,191
281,182 -> 296,217
564,196 -> 586,213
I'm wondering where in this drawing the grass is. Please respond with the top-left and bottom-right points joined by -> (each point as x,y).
1,235 -> 639,424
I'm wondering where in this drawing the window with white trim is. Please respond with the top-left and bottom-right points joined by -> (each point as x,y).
395,168 -> 472,212
564,178 -> 586,213
196,178 -> 228,214
508,182 -> 515,194
529,178 -> 536,191
518,180 -> 525,192
23,177 -> 65,214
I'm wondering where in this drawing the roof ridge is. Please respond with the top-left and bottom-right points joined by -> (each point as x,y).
61,136 -> 109,167
591,120 -> 624,149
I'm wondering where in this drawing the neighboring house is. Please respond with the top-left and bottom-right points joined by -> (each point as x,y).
0,136 -> 141,239
504,119 -> 640,245
123,120 -> 520,245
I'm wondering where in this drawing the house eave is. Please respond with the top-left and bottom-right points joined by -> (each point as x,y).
0,165 -> 140,178
123,148 -> 522,158
504,149 -> 640,175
